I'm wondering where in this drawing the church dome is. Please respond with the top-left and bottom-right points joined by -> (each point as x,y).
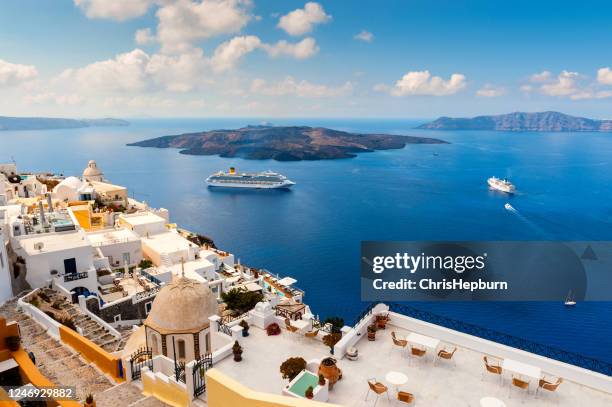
83,160 -> 103,180
144,276 -> 218,333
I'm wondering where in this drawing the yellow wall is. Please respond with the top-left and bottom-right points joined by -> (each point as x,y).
12,348 -> 80,407
59,326 -> 124,382
142,370 -> 190,407
206,369 -> 342,407
70,207 -> 92,230
0,318 -> 20,351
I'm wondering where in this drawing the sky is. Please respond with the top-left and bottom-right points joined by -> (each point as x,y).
1,0 -> 612,118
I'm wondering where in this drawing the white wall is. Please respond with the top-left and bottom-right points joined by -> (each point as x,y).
0,235 -> 13,303
96,240 -> 142,268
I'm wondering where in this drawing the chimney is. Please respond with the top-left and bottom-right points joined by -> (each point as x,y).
46,193 -> 53,213
38,200 -> 46,227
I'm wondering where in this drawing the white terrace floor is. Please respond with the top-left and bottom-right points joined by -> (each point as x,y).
215,323 -> 612,407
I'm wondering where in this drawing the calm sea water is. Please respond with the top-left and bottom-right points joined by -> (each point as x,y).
1,118 -> 611,363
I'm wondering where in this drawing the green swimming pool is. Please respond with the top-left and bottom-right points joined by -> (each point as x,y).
288,370 -> 319,397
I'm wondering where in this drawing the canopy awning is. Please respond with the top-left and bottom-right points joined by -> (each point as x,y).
277,277 -> 297,286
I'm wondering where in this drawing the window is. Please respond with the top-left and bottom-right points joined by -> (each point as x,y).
122,252 -> 130,265
177,339 -> 186,360
145,301 -> 152,315
63,258 -> 77,275
113,314 -> 121,323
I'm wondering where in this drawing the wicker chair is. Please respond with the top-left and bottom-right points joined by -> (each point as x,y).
391,332 -> 408,355
537,377 -> 563,397
304,329 -> 319,339
284,318 -> 299,333
482,356 -> 503,384
509,376 -> 530,398
435,347 -> 457,367
409,345 -> 427,366
397,391 -> 415,405
365,378 -> 389,407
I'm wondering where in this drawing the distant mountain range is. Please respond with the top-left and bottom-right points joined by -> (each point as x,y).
128,125 -> 447,161
0,116 -> 129,131
418,111 -> 612,132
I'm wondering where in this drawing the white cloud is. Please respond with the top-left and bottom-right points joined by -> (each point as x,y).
211,35 -> 262,72
277,2 -> 331,36
529,70 -> 551,83
135,28 -> 156,45
354,30 -> 374,43
156,0 -> 252,54
379,70 -> 467,96
0,58 -> 38,86
523,69 -> 612,100
539,71 -> 579,96
263,37 -> 319,59
250,76 -> 352,98
59,48 -> 208,93
596,67 -> 612,85
73,0 -> 155,21
476,84 -> 506,98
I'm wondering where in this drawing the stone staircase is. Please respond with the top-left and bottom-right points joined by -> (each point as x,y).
0,296 -> 114,402
38,287 -> 128,353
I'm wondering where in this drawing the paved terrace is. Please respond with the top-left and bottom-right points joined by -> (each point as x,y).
214,322 -> 612,407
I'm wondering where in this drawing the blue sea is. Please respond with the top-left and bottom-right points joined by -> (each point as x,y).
1,118 -> 611,366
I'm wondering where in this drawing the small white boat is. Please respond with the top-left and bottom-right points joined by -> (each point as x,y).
504,203 -> 514,211
564,290 -> 576,306
488,176 -> 516,194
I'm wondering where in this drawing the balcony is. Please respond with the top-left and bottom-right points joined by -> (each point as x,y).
63,271 -> 88,282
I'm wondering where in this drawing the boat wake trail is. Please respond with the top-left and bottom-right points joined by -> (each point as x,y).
504,204 -> 554,239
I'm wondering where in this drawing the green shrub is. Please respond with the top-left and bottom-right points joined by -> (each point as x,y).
221,288 -> 263,314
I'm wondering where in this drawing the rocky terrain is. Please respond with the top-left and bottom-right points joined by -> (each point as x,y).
128,125 -> 447,161
418,111 -> 612,132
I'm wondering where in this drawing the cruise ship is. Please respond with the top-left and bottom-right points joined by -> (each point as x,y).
205,167 -> 295,189
487,176 -> 516,194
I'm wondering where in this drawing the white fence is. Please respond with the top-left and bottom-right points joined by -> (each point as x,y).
17,289 -> 61,339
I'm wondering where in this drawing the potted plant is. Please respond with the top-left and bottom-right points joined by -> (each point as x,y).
305,386 -> 314,400
239,320 -> 250,337
232,341 -> 243,362
266,322 -> 280,336
376,314 -> 389,329
5,335 -> 20,351
322,332 -> 342,355
318,374 -> 326,386
318,357 -> 342,390
84,393 -> 95,407
280,357 -> 307,381
367,324 -> 377,341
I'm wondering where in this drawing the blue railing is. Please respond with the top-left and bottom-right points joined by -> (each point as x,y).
140,269 -> 162,286
355,302 -> 612,376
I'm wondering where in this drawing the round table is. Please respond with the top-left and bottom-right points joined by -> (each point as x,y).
385,371 -> 408,391
480,396 -> 506,407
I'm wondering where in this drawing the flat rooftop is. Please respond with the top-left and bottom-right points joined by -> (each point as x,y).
142,231 -> 194,253
120,212 -> 165,226
215,321 -> 612,407
89,180 -> 127,193
87,228 -> 140,246
17,230 -> 90,255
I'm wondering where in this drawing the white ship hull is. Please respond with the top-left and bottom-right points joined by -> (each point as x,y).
488,177 -> 516,194
206,179 -> 295,189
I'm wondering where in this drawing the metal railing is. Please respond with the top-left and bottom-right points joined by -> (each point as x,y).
133,287 -> 160,303
220,311 -> 250,325
356,302 -> 612,376
140,268 -> 162,286
64,271 -> 88,282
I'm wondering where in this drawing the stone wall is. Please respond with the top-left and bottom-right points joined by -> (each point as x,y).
86,294 -> 156,325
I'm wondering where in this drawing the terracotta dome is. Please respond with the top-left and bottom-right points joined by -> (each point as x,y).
145,276 -> 218,333
82,160 -> 103,180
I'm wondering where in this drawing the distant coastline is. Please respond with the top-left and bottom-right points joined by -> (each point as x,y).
0,116 -> 129,131
128,125 -> 448,161
418,111 -> 612,132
